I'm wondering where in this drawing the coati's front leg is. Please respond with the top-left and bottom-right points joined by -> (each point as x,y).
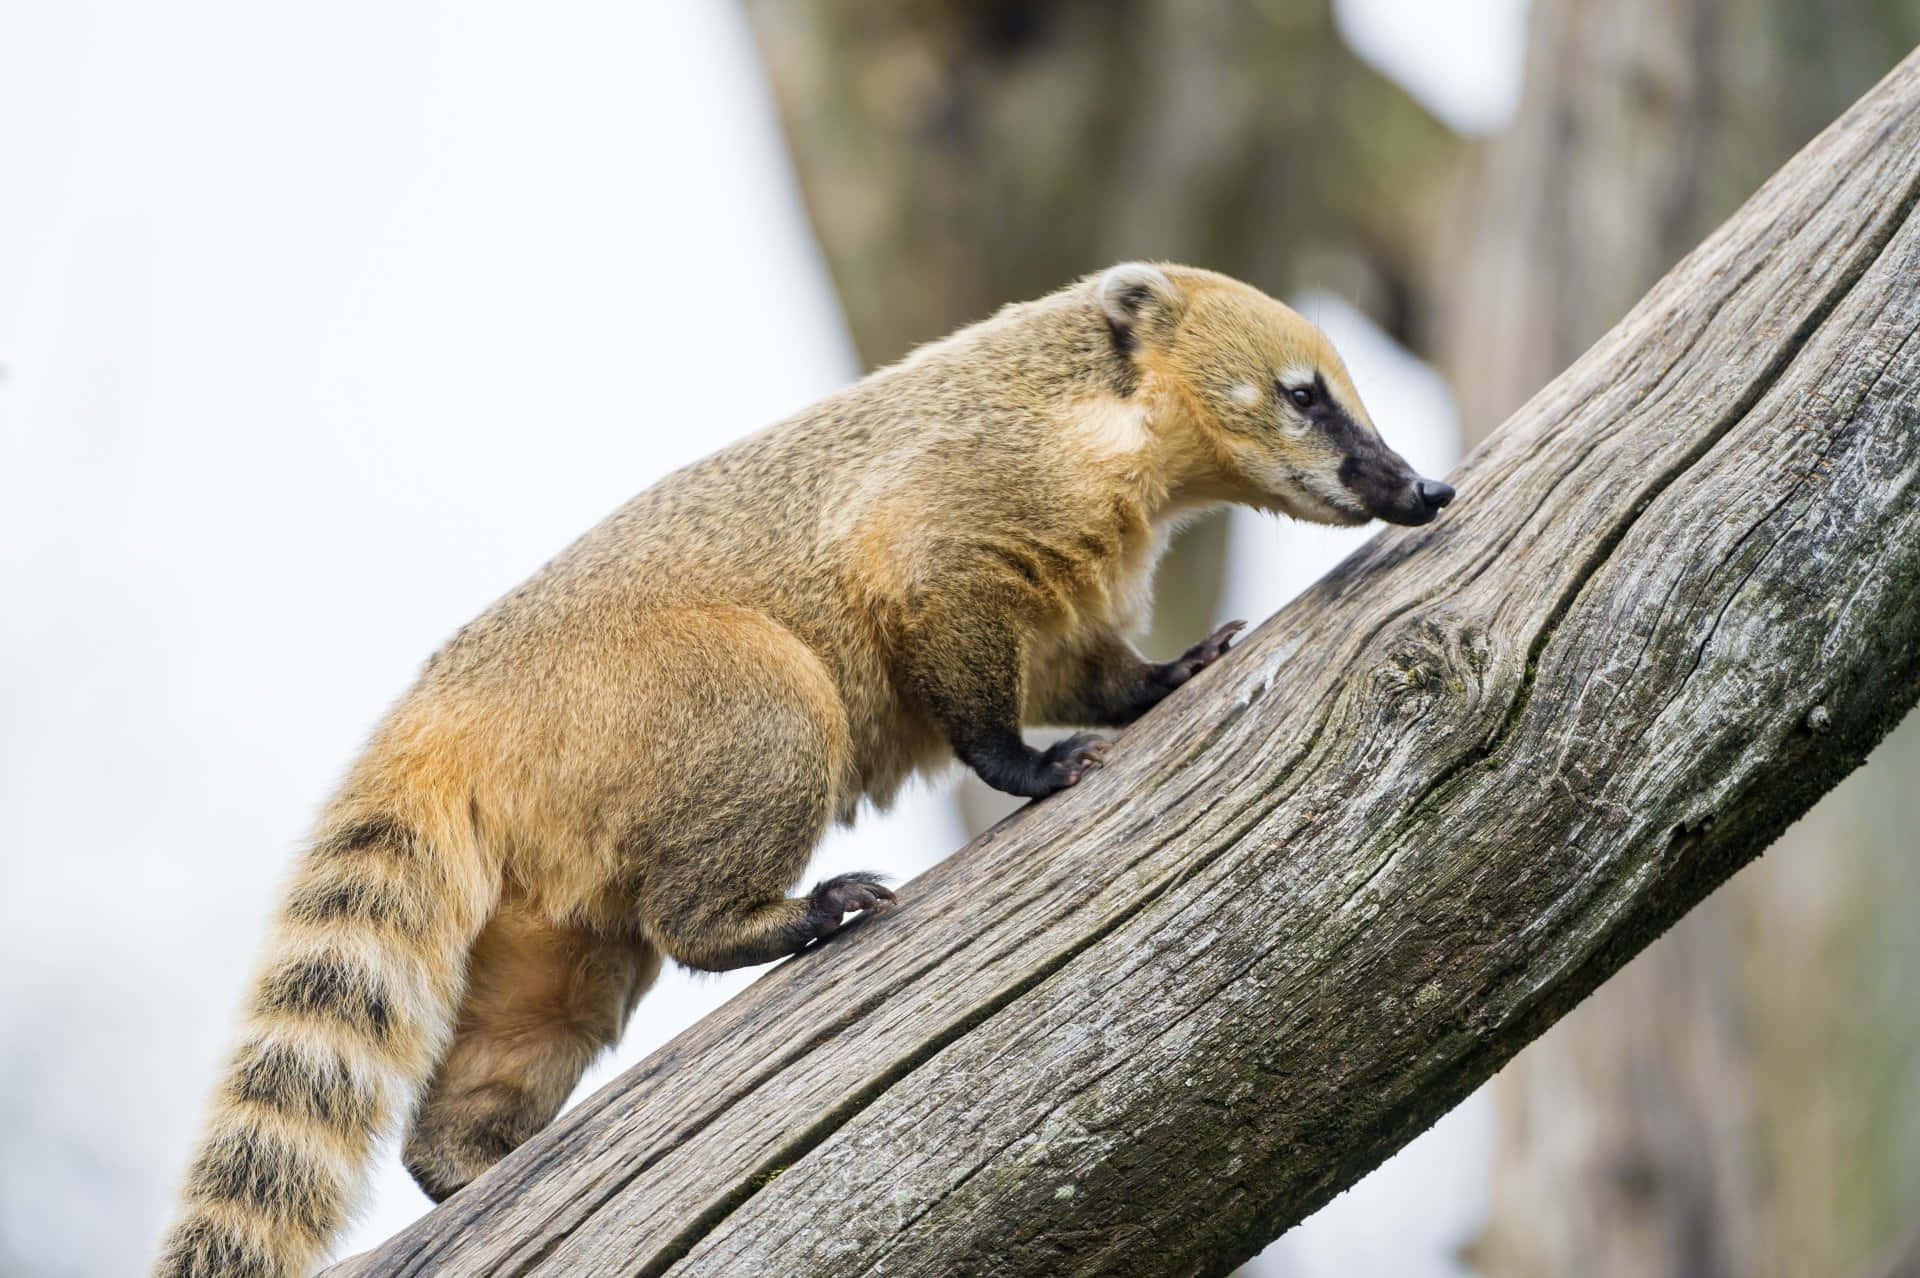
1039,621 -> 1247,727
898,595 -> 1241,798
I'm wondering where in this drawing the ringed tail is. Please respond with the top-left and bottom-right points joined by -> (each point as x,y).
153,803 -> 495,1277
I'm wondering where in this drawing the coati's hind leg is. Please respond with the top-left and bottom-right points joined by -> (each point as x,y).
644,861 -> 896,973
633,732 -> 897,972
632,607 -> 894,973
402,901 -> 659,1201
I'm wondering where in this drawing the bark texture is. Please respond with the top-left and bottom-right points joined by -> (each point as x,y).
1443,7 -> 1920,1274
330,50 -> 1920,1278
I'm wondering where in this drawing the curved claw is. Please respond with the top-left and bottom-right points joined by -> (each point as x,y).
1041,731 -> 1110,790
810,872 -> 897,936
1190,618 -> 1247,663
1167,619 -> 1248,687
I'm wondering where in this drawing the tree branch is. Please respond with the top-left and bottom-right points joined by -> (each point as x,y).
329,47 -> 1920,1278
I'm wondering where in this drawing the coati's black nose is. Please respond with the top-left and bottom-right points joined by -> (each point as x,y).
1416,479 -> 1455,512
1368,470 -> 1456,526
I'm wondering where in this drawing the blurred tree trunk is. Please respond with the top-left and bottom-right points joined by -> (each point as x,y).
741,0 -> 1465,832
743,0 -> 1461,370
1443,4 -> 1920,1276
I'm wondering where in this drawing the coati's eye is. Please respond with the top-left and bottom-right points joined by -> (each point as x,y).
1284,383 -> 1316,409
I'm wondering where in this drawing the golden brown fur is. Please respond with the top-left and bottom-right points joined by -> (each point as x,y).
153,263 -> 1449,1276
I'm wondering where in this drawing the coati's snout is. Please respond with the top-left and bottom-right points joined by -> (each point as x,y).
1386,477 -> 1457,526
1338,431 -> 1456,526
1272,370 -> 1455,527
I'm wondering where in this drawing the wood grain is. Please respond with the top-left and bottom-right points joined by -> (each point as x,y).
329,47 -> 1920,1278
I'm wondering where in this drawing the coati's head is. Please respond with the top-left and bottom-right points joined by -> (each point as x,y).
1098,262 -> 1454,527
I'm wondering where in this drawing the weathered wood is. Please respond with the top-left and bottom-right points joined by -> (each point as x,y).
330,49 -> 1920,1278
1443,7 -> 1920,1275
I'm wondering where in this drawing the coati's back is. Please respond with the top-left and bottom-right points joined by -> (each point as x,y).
435,282 -> 1137,659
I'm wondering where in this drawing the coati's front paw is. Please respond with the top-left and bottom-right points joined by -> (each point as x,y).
808,871 -> 896,938
1033,731 -> 1110,794
1162,619 -> 1246,689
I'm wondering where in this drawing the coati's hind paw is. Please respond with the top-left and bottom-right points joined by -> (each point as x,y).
1163,619 -> 1246,689
403,1082 -> 534,1203
1034,731 -> 1110,794
808,872 -> 896,938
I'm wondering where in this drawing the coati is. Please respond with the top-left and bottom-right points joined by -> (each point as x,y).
153,262 -> 1453,1277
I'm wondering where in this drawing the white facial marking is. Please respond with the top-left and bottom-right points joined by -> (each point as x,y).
1229,382 -> 1261,409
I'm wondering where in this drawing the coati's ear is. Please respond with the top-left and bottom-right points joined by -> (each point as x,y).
1098,262 -> 1183,353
